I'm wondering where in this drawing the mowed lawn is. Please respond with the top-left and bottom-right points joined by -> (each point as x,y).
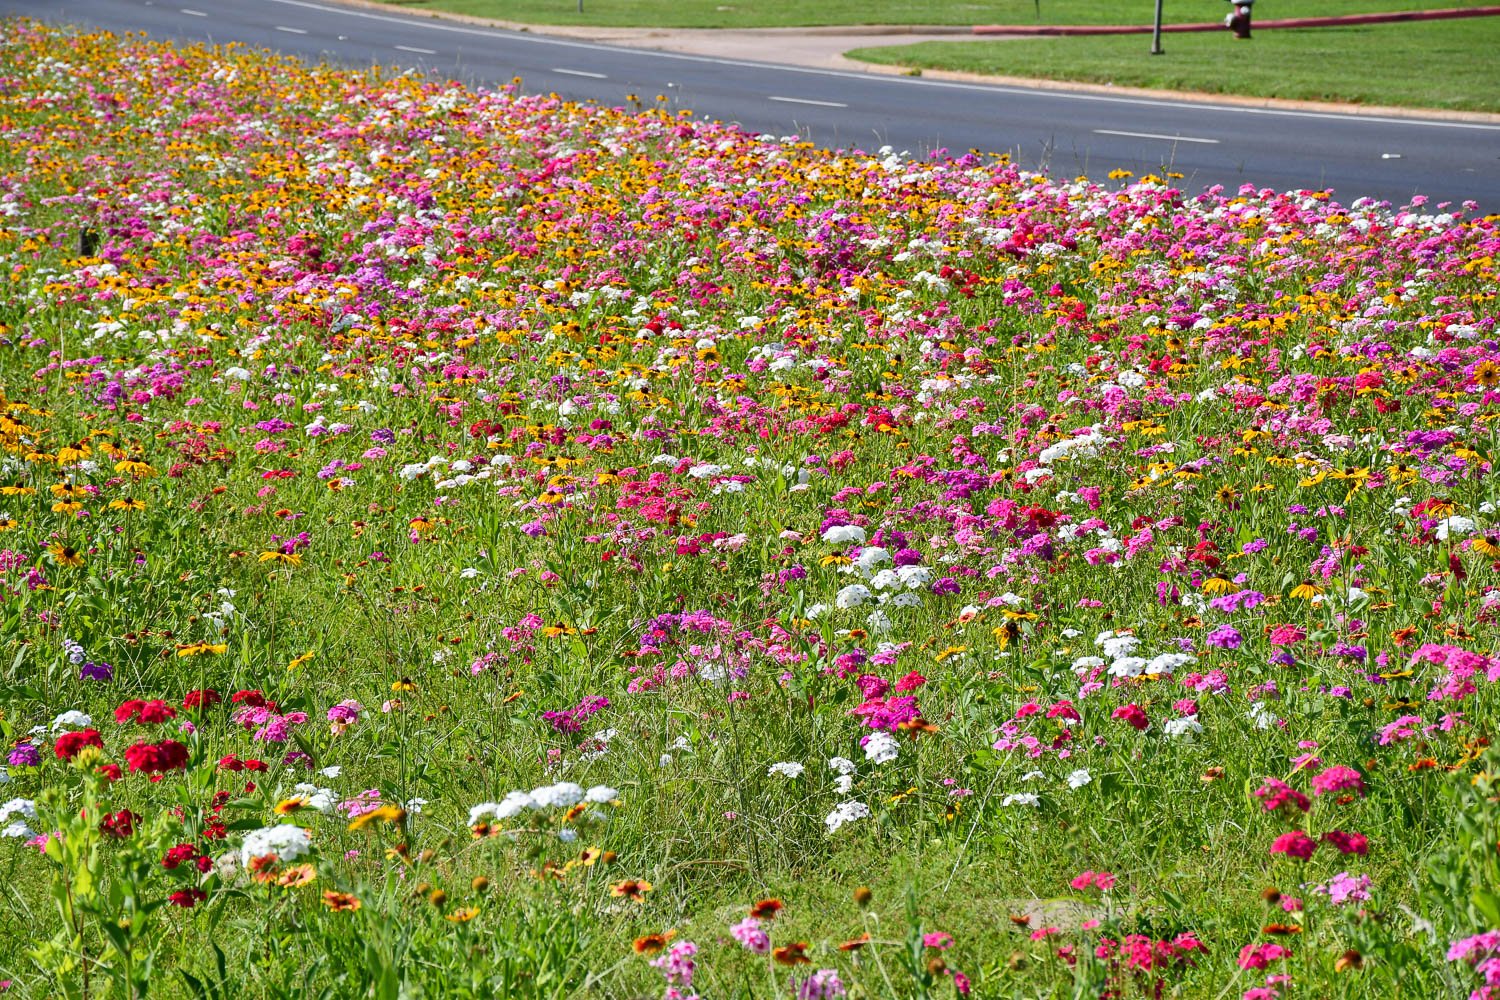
849,19 -> 1500,112
374,0 -> 1497,28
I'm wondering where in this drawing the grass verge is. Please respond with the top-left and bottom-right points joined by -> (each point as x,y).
848,19 -> 1500,113
372,0 -> 1496,29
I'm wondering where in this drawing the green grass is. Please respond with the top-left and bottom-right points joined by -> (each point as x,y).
848,19 -> 1500,112
374,0 -> 1497,29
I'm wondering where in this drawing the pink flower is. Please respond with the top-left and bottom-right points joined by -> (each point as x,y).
1237,942 -> 1292,970
1268,830 -> 1317,860
1319,830 -> 1369,856
730,917 -> 770,954
1309,765 -> 1365,798
1112,703 -> 1149,731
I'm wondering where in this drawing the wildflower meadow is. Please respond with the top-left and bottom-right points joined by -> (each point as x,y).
3,18 -> 1500,1000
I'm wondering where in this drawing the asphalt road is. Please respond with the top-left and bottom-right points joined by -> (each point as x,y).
5,0 -> 1500,208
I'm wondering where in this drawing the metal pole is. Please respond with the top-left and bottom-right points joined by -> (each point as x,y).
1151,0 -> 1164,53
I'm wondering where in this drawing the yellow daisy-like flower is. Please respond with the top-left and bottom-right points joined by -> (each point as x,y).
610,879 -> 653,902
276,864 -> 317,888
1290,582 -> 1324,600
48,544 -> 84,567
108,497 -> 147,511
348,805 -> 407,832
275,796 -> 311,815
114,459 -> 156,478
176,642 -> 228,657
287,651 -> 315,671
1201,577 -> 1238,595
259,551 -> 302,566
51,501 -> 83,514
0,518 -> 17,532
445,906 -> 480,923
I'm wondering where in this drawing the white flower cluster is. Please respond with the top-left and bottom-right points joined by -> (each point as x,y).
398,452 -> 512,488
468,783 -> 619,825
824,800 -> 870,833
1,798 -> 37,839
768,761 -> 805,779
1086,631 -> 1195,681
862,731 -> 899,765
240,824 -> 313,866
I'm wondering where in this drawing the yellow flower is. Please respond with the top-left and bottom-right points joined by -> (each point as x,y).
48,544 -> 84,567
445,906 -> 480,923
287,651 -> 315,671
348,804 -> 407,831
114,459 -> 156,478
109,497 -> 147,511
610,879 -> 653,902
1201,577 -> 1238,595
275,796 -> 311,815
0,518 -> 17,532
176,642 -> 227,657
391,676 -> 417,692
51,501 -> 83,514
259,551 -> 302,566
1290,582 -> 1324,600
276,864 -> 317,888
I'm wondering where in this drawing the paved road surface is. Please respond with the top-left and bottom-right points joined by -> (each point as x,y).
5,0 -> 1500,208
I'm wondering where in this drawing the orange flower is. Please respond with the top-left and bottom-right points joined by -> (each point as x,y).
322,890 -> 361,911
276,864 -> 317,888
749,898 -> 784,920
772,942 -> 811,966
633,930 -> 677,954
610,879 -> 653,902
838,933 -> 872,951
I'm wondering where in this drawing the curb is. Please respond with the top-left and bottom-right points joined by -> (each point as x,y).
974,5 -> 1500,34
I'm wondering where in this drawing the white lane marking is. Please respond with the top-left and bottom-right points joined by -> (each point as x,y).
263,0 -> 1500,131
769,95 -> 848,108
1381,152 -> 1403,159
1094,128 -> 1219,144
552,67 -> 607,79
276,25 -> 308,33
394,44 -> 437,54
180,7 -> 207,14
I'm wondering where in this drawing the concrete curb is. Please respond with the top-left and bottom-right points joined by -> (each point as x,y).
973,4 -> 1500,34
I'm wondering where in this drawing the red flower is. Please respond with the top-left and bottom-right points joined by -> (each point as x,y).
217,755 -> 245,771
1111,703 -> 1150,731
230,689 -> 268,708
1320,830 -> 1369,856
162,843 -> 198,870
183,688 -> 222,711
98,763 -> 123,781
124,739 -> 189,774
115,699 -> 177,724
54,728 -> 104,760
167,888 -> 206,908
99,810 -> 139,838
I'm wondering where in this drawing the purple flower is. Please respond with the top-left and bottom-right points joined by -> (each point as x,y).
79,662 -> 114,682
730,916 -> 770,954
930,577 -> 961,596
7,743 -> 41,768
1206,625 -> 1242,650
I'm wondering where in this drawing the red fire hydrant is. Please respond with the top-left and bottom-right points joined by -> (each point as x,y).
1225,0 -> 1253,38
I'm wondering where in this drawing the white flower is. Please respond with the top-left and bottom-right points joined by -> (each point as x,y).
1001,793 -> 1040,807
50,710 -> 93,733
1099,635 -> 1140,659
1163,716 -> 1204,740
896,565 -> 932,589
290,784 -> 338,813
530,782 -> 585,808
834,775 -> 854,794
828,757 -> 857,775
585,785 -> 619,803
863,731 -> 899,765
1146,653 -> 1195,675
1436,516 -> 1476,541
319,766 -> 343,778
557,827 -> 578,843
1020,770 -> 1045,782
659,754 -> 674,768
405,798 -> 428,813
239,825 -> 312,866
854,546 -> 891,573
868,568 -> 902,591
1066,769 -> 1093,789
865,609 -> 893,632
825,800 -> 871,833
459,567 -> 481,579
1107,656 -> 1148,679
768,761 -> 805,779
821,525 -> 866,545
835,584 -> 873,609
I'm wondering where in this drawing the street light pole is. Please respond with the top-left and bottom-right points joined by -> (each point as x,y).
1151,0 -> 1164,53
